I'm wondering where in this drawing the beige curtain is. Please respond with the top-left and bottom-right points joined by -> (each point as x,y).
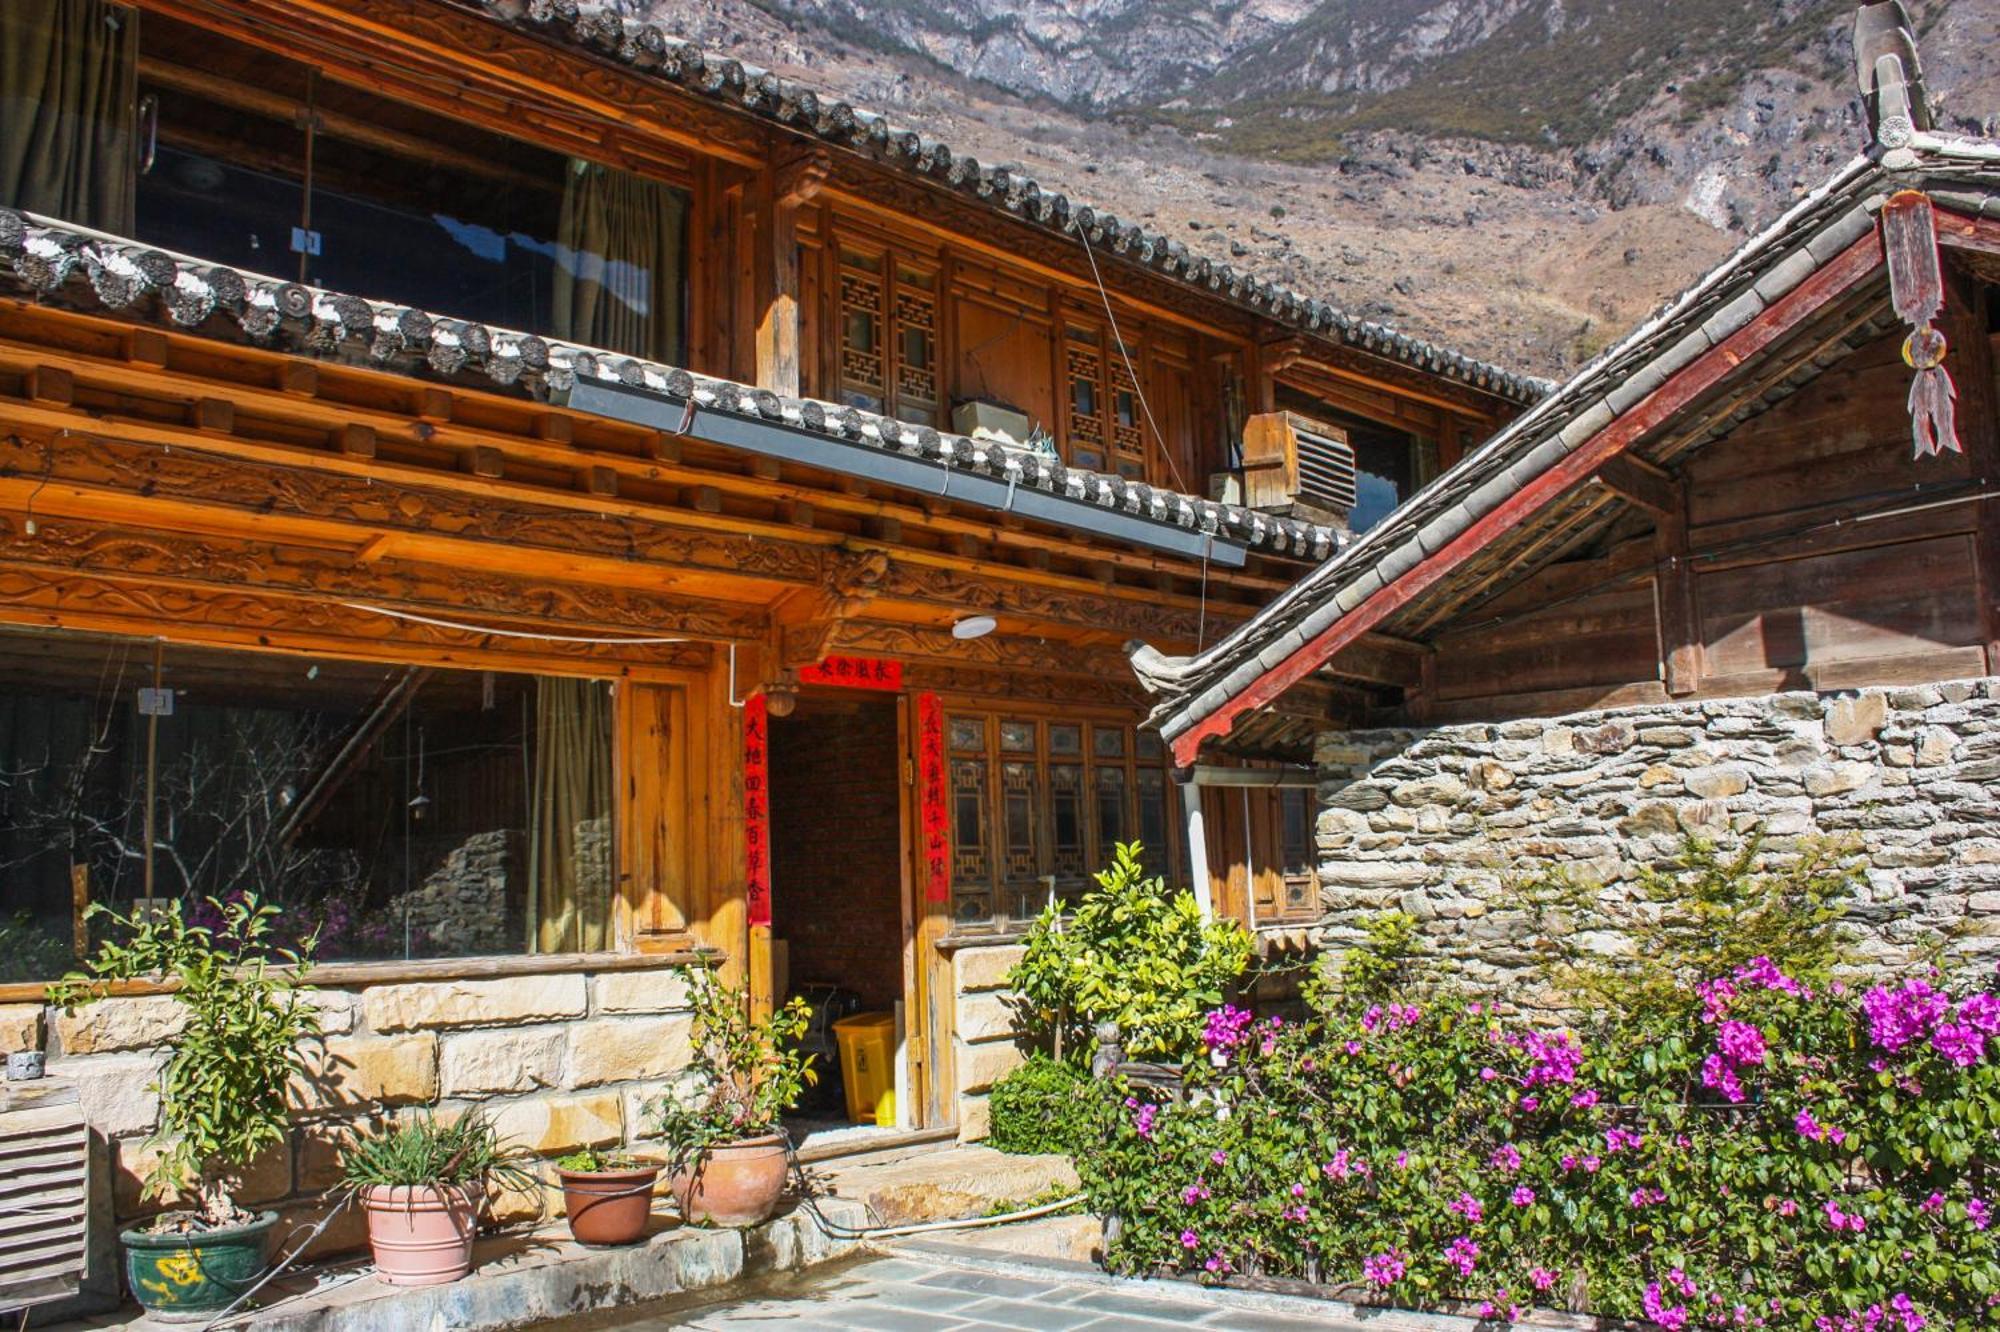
528,678 -> 614,954
552,159 -> 687,363
0,0 -> 136,232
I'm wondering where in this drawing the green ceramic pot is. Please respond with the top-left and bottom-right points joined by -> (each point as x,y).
121,1210 -> 279,1321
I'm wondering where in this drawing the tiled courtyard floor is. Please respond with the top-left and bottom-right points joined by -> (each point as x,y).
578,1252 -> 1359,1331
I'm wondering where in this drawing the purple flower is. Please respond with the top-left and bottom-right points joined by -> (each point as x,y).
1931,1020 -> 1986,1067
1960,992 -> 2000,1035
1488,1144 -> 1522,1172
1529,1265 -> 1560,1292
1179,1229 -> 1199,1250
1643,1282 -> 1689,1331
1717,1019 -> 1768,1066
1510,1186 -> 1536,1207
1125,1097 -> 1159,1142
1361,1249 -> 1407,1289
1442,1235 -> 1479,1277
1180,1178 -> 1211,1205
1519,1095 -> 1540,1113
1969,1198 -> 1991,1231
1605,1127 -> 1644,1153
1570,1088 -> 1601,1108
1862,980 -> 1950,1053
1891,1292 -> 1927,1331
1447,1192 -> 1484,1224
1823,1199 -> 1867,1233
1521,1029 -> 1584,1087
1202,1005 -> 1255,1052
1701,1052 -> 1746,1104
1921,1192 -> 1945,1215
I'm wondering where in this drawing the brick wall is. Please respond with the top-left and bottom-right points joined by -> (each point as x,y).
768,700 -> 905,1013
1,965 -> 694,1260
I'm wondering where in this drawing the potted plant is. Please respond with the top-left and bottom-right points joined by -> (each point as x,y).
48,895 -> 322,1322
339,1110 -> 534,1286
647,968 -> 814,1227
551,1147 -> 662,1246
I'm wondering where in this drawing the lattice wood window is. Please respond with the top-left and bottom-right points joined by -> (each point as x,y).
944,712 -> 1180,930
1064,321 -> 1149,482
837,244 -> 938,426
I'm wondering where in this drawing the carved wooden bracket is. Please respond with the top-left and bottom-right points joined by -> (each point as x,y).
774,152 -> 832,209
764,546 -> 890,683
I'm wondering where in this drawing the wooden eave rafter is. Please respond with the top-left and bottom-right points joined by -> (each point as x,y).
0,301 -> 1293,623
1170,223 -> 1892,766
1262,335 -> 1510,424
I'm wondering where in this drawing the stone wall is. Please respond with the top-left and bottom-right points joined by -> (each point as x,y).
0,964 -> 693,1260
1314,678 -> 2000,993
952,943 -> 1027,1141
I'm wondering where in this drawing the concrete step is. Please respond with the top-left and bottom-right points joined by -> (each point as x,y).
913,1212 -> 1103,1264
821,1145 -> 1081,1228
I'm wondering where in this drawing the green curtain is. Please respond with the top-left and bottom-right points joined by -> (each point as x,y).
552,159 -> 687,363
528,678 -> 614,954
0,0 -> 136,232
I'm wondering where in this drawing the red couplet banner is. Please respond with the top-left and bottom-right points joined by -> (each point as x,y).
917,691 -> 949,904
743,693 -> 772,927
799,655 -> 903,690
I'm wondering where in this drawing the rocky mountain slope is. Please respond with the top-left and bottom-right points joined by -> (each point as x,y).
619,0 -> 1998,378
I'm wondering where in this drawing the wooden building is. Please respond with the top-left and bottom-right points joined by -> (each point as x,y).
1133,6 -> 2000,977
0,0 -> 1537,1224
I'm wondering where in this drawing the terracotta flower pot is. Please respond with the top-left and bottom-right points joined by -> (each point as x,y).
120,1210 -> 278,1321
556,1162 -> 662,1246
358,1182 -> 484,1286
668,1134 -> 789,1227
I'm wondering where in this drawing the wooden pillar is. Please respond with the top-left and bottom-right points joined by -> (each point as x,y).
1177,773 -> 1214,923
1654,485 -> 1704,697
1946,270 -> 2000,671
753,153 -> 829,397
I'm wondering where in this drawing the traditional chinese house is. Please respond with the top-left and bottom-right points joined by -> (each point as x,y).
0,0 -> 1535,1272
1133,6 -> 2000,985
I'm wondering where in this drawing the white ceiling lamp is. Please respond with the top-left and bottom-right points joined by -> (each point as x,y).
951,614 -> 997,641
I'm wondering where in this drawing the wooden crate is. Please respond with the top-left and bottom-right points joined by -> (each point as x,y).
0,1079 -> 90,1311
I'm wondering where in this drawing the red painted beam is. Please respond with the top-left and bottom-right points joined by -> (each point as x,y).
1934,208 -> 2000,259
1170,226 -> 1888,767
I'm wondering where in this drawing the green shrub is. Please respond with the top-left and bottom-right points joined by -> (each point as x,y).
987,1054 -> 1106,1156
1008,841 -> 1250,1061
1081,840 -> 1996,1327
49,894 -> 321,1226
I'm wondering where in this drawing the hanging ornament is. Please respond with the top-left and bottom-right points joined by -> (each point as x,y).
1881,190 -> 1961,459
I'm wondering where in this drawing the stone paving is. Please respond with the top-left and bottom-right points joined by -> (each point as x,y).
587,1253 -> 1354,1331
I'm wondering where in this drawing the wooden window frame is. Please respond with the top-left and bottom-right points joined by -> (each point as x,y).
942,705 -> 1181,934
829,230 -> 943,426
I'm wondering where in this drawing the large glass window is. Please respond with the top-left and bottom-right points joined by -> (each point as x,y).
944,712 -> 1182,930
0,625 -> 616,980
2,4 -> 689,364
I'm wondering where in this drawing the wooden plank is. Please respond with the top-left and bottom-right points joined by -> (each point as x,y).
1945,271 -> 2000,671
1592,453 -> 1678,515
1172,227 -> 1888,765
1654,479 -> 1704,695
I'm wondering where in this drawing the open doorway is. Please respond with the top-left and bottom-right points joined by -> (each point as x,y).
767,693 -> 909,1149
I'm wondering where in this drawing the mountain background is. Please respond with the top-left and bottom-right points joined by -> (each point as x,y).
630,0 -> 1997,377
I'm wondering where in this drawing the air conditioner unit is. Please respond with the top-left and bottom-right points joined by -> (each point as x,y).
0,1078 -> 90,1312
1239,411 -> 1357,525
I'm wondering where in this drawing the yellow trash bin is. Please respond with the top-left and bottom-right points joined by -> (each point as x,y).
832,1011 -> 897,1127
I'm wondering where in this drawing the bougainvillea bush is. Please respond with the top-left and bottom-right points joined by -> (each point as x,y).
1082,956 -> 2000,1328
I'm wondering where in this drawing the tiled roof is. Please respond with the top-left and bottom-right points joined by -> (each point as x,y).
1132,135 -> 2000,747
469,0 -> 1550,407
0,207 -> 1338,561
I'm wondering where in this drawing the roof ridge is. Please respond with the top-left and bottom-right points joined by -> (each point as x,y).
470,0 -> 1550,406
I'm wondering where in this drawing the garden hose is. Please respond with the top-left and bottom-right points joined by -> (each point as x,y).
196,1192 -> 356,1332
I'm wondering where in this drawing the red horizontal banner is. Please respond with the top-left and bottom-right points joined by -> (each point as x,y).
799,656 -> 903,691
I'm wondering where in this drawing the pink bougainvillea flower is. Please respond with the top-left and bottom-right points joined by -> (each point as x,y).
1570,1088 -> 1601,1108
1717,1019 -> 1768,1066
1489,1144 -> 1523,1172
1931,1020 -> 1985,1068
1447,1192 -> 1483,1224
1530,1266 -> 1560,1292
1969,1198 -> 1992,1231
1606,1128 -> 1644,1153
1510,1186 -> 1536,1207
1179,1229 -> 1200,1250
1823,1199 -> 1867,1233
1643,1282 -> 1689,1331
1960,992 -> 2000,1035
1361,1250 -> 1406,1289
1920,1192 -> 1945,1214
1180,1178 -> 1211,1205
1442,1235 -> 1479,1277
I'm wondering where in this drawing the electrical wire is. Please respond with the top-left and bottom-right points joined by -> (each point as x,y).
1075,227 -> 1192,497
340,602 -> 695,646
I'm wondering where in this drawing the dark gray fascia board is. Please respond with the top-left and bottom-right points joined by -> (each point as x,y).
558,379 -> 1252,568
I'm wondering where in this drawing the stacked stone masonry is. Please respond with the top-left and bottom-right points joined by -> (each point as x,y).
1313,678 -> 2000,993
952,943 -> 1027,1142
2,964 -> 694,1259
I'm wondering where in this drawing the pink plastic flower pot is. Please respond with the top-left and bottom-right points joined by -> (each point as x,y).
358,1183 -> 483,1286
